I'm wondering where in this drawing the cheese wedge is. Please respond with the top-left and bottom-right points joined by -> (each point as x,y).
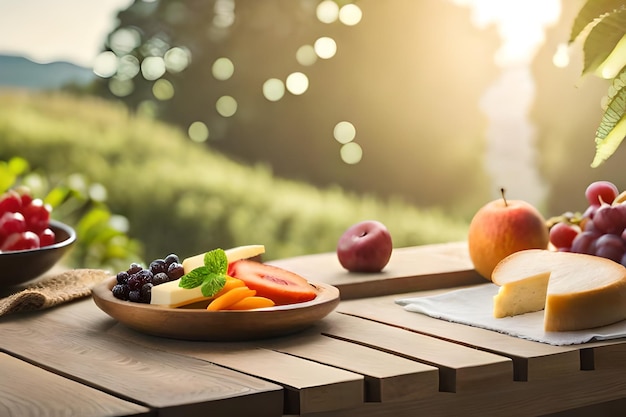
492,249 -> 626,331
150,245 -> 265,307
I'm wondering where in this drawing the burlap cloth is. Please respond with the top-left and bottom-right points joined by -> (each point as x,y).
0,269 -> 110,316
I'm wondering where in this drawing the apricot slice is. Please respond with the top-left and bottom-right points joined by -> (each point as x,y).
207,286 -> 256,311
228,260 -> 317,305
214,276 -> 246,297
226,296 -> 276,310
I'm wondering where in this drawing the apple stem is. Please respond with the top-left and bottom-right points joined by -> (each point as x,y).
500,188 -> 508,207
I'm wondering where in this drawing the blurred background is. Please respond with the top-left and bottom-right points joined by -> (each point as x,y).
0,0 -> 621,267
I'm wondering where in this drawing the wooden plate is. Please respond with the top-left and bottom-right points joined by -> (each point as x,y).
92,277 -> 340,341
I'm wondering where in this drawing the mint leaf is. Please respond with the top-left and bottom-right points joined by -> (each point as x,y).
200,273 -> 227,297
178,248 -> 229,297
204,248 -> 228,274
179,266 -> 208,289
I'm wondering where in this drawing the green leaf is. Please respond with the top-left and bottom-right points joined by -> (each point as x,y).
7,157 -> 29,177
200,273 -> 227,297
582,7 -> 626,75
44,186 -> 72,208
178,249 -> 228,297
591,71 -> 626,167
597,66 -> 626,142
0,162 -> 16,193
179,266 -> 208,289
570,0 -> 625,43
203,248 -> 228,274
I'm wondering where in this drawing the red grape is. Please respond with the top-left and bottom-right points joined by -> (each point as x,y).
585,181 -> 619,206
0,190 -> 22,216
592,203 -> 626,235
1,231 -> 40,251
38,228 -> 56,247
549,222 -> 579,249
0,188 -> 55,252
571,231 -> 599,255
22,198 -> 51,234
594,234 -> 625,263
0,212 -> 27,239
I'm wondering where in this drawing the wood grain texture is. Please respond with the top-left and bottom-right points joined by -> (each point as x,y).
295,366 -> 626,417
262,329 -> 439,403
0,353 -> 150,417
337,289 -> 582,381
107,324 -> 364,415
0,300 -> 283,417
268,242 -> 484,299
319,313 -> 513,393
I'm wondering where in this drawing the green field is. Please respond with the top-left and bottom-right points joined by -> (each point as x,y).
0,90 -> 469,266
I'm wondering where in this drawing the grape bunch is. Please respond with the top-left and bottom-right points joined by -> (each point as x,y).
112,253 -> 185,303
549,181 -> 626,267
0,188 -> 55,252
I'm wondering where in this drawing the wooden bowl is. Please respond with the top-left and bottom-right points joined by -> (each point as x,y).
0,220 -> 76,287
92,277 -> 341,341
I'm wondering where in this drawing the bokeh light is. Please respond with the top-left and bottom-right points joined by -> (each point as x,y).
316,0 -> 339,23
285,72 -> 309,95
314,37 -> 337,59
263,78 -> 285,101
552,43 -> 569,68
164,47 -> 191,73
153,79 -> 174,100
339,4 -> 363,26
296,44 -> 318,66
93,51 -> 117,78
333,121 -> 356,144
188,121 -> 210,142
212,57 -> 235,80
117,55 -> 140,80
141,56 -> 166,80
340,142 -> 363,164
108,27 -> 141,55
216,95 -> 238,117
108,78 -> 134,97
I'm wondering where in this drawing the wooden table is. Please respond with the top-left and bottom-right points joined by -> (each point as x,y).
1,242 -> 626,417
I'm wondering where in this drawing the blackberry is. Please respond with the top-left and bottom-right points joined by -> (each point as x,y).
128,290 -> 141,303
112,253 -> 182,303
112,284 -> 130,300
152,272 -> 169,285
140,283 -> 153,303
167,262 -> 185,280
116,271 -> 130,285
149,259 -> 167,275
164,253 -> 180,265
128,262 -> 143,275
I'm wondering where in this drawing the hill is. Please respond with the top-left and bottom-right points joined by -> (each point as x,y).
0,55 -> 94,90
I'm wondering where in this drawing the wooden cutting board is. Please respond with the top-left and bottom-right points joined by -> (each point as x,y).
268,241 -> 485,300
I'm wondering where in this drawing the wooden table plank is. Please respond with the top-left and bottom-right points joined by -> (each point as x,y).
268,242 -> 484,299
295,366 -> 626,417
337,289 -> 583,381
262,329 -> 440,403
0,353 -> 151,417
107,323 -> 365,415
0,300 -> 284,417
319,313 -> 513,393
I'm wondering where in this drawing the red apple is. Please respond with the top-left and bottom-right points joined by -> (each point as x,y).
468,189 -> 549,281
337,220 -> 393,272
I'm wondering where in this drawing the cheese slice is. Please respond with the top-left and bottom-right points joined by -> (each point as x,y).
492,249 -> 626,331
150,244 -> 265,307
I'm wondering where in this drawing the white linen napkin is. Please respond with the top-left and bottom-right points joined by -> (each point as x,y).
395,283 -> 626,346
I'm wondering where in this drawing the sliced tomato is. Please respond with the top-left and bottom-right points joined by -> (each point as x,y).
228,260 -> 317,305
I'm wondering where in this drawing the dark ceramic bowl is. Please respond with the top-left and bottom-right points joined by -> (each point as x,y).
0,220 -> 77,287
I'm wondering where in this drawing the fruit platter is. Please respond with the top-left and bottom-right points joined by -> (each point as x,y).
91,244 -> 341,341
